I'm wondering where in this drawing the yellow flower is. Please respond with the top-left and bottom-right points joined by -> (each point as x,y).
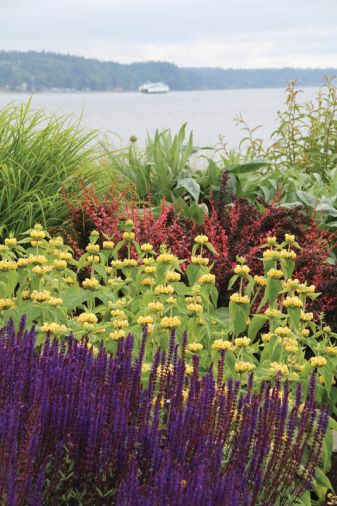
86,243 -> 100,253
31,240 -> 44,247
283,296 -> 303,308
34,265 -> 54,277
59,251 -> 73,261
284,234 -> 295,244
157,364 -> 174,378
155,284 -> 175,295
156,253 -> 178,264
275,326 -> 291,337
40,322 -> 68,334
323,325 -> 331,333
269,362 -> 289,376
111,260 -> 123,268
0,298 -> 15,310
212,339 -> 233,351
326,346 -> 337,356
234,336 -> 251,347
141,363 -> 151,373
49,237 -> 64,248
310,356 -> 327,367
87,255 -> 100,264
17,258 -> 29,267
235,361 -> 255,373
187,303 -> 203,314
300,311 -> 313,322
64,276 -> 75,285
77,312 -> 98,324
300,329 -> 310,337
297,284 -> 315,294
266,236 -> 277,246
123,259 -> 138,267
144,265 -> 156,273
185,295 -> 202,304
31,290 -> 51,303
27,255 -> 48,265
234,264 -> 250,276
167,297 -> 177,305
4,237 -> 17,247
141,277 -> 155,287
110,330 -> 127,340
165,271 -> 181,282
0,260 -> 17,271
141,243 -> 153,252
103,240 -> 115,250
194,234 -> 209,245
30,229 -> 46,240
198,273 -> 216,285
264,308 -> 282,318
137,315 -> 154,325
112,319 -> 129,329
282,278 -> 300,290
185,363 -> 194,375
111,309 -> 127,318
82,278 -> 100,289
148,301 -> 164,312
182,389 -> 189,402
53,260 -> 67,270
284,344 -> 299,354
143,258 -> 155,266
267,268 -> 284,279
122,231 -> 135,240
279,249 -> 297,260
21,289 -> 30,299
160,316 -> 181,328
48,297 -> 63,306
191,255 -> 209,265
254,275 -> 267,287
262,333 -> 272,343
230,293 -> 250,305
263,249 -> 281,260
187,342 -> 203,353
81,322 -> 95,330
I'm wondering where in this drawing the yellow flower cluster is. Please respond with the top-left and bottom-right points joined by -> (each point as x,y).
0,260 -> 17,271
285,234 -> 295,243
49,297 -> 63,306
326,346 -> 337,356
148,302 -> 164,312
279,249 -> 297,260
282,278 -> 300,290
160,316 -> 181,328
234,264 -> 250,276
275,326 -> 291,337
141,243 -> 153,252
254,275 -> 267,287
82,278 -> 100,290
141,277 -> 155,286
0,298 -> 15,310
155,284 -> 175,295
156,253 -> 178,264
269,362 -> 289,376
32,265 -> 52,276
266,236 -> 277,246
165,271 -> 181,282
283,296 -> 303,308
264,308 -> 282,318
300,311 -> 313,322
112,319 -> 129,329
122,231 -> 135,240
187,303 -> 203,314
77,312 -> 98,324
110,330 -> 126,340
31,290 -> 51,303
30,229 -> 46,240
234,336 -> 251,347
86,244 -> 100,253
212,339 -> 233,351
137,315 -> 154,325
187,342 -> 203,352
191,255 -> 209,265
230,293 -> 250,305
263,249 -> 281,260
297,284 -> 315,294
310,356 -> 327,367
102,241 -> 115,250
185,363 -> 194,375
4,237 -> 17,247
87,255 -> 100,264
194,235 -> 209,245
40,322 -> 68,334
123,259 -> 138,267
143,265 -> 156,273
198,273 -> 215,284
262,333 -> 272,343
267,268 -> 284,279
235,361 -> 255,373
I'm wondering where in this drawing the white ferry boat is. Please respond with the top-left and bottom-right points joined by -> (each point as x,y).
139,82 -> 170,94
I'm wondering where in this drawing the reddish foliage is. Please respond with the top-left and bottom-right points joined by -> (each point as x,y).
64,185 -> 337,327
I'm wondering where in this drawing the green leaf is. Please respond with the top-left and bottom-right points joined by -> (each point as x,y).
176,177 -> 200,202
248,314 -> 268,341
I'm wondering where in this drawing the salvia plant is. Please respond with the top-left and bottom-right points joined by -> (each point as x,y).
0,319 -> 330,505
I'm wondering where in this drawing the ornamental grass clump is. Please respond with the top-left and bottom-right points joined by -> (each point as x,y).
0,319 -> 329,505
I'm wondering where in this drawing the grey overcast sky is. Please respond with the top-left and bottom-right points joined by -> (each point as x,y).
2,0 -> 337,68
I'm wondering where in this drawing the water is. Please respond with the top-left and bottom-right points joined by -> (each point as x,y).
0,88 -> 318,148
